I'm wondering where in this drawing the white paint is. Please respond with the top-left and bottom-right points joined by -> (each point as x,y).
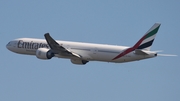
6,23 -> 162,65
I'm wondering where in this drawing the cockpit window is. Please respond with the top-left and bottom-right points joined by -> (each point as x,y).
7,42 -> 11,46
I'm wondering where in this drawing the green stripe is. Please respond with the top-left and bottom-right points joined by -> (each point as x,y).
145,25 -> 160,39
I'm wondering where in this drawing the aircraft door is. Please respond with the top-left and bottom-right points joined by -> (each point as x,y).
93,47 -> 98,54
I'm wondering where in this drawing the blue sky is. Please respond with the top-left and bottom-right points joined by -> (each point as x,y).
1,0 -> 180,101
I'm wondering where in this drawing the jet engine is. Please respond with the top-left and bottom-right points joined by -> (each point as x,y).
70,59 -> 89,65
36,48 -> 54,59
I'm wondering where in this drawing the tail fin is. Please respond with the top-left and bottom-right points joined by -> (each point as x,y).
112,23 -> 161,60
135,23 -> 161,51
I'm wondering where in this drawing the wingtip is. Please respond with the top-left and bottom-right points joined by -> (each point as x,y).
44,33 -> 50,38
44,33 -> 49,35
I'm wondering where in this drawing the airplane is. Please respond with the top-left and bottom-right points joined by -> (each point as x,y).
6,23 -> 176,65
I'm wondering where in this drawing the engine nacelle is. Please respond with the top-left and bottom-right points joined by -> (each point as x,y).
36,48 -> 54,60
70,59 -> 89,65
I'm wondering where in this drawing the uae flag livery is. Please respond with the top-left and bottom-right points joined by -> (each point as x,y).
137,23 -> 161,50
112,23 -> 161,60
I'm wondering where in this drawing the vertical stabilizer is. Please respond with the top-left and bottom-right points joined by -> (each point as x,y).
112,23 -> 161,60
137,23 -> 161,50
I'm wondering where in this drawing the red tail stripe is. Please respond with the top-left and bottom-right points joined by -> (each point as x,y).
112,35 -> 147,60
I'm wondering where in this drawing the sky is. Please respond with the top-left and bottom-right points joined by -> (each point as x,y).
1,0 -> 180,101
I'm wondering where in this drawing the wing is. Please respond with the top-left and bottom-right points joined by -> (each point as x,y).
44,33 -> 81,58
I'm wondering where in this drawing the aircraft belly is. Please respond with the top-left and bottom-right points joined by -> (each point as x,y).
113,54 -> 149,63
91,52 -> 117,61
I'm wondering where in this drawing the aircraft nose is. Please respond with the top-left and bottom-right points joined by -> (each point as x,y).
6,43 -> 9,50
6,41 -> 12,50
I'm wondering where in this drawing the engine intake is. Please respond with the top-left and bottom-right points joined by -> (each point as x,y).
36,48 -> 54,59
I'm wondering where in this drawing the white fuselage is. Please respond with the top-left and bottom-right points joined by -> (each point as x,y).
6,38 -> 156,63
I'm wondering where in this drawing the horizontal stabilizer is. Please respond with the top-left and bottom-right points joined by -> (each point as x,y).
151,50 -> 163,53
135,49 -> 149,55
